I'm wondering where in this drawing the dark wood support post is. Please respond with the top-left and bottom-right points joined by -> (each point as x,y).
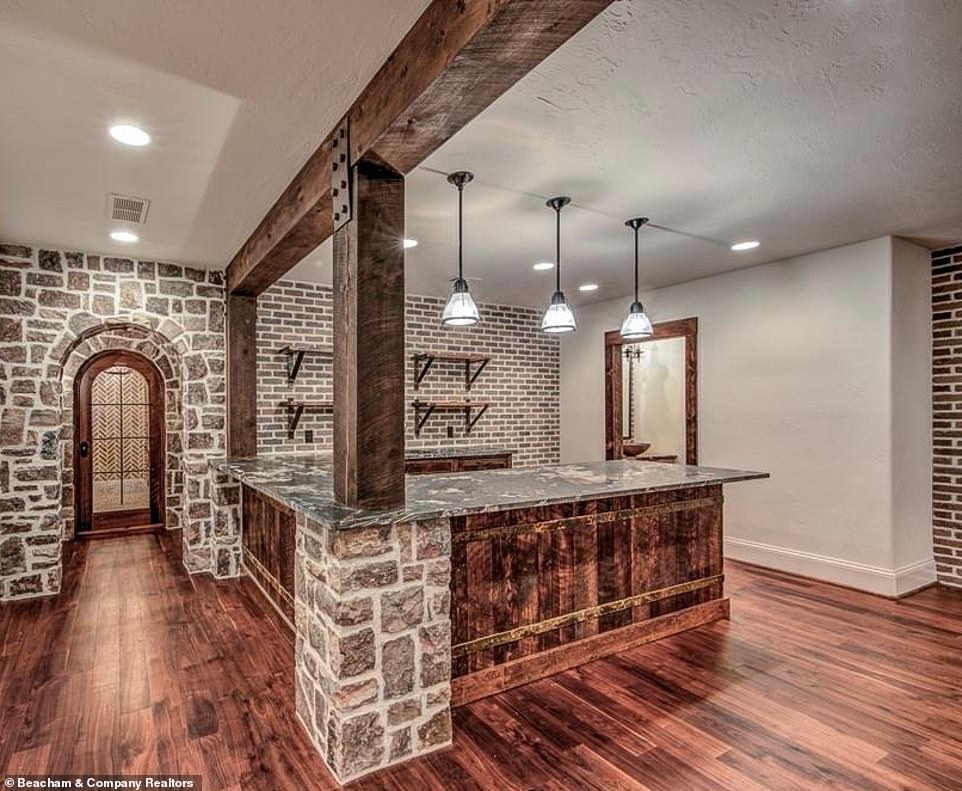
333,159 -> 406,509
226,294 -> 258,457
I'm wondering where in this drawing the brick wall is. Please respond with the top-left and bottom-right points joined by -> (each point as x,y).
933,243 -> 962,587
257,280 -> 561,467
257,282 -> 333,454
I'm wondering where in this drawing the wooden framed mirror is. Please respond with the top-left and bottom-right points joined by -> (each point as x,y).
604,317 -> 698,464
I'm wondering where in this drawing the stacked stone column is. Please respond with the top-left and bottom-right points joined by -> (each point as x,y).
294,514 -> 453,782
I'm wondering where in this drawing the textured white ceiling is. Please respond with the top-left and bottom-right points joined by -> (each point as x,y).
0,0 -> 431,264
292,0 -> 962,307
1,0 -> 961,310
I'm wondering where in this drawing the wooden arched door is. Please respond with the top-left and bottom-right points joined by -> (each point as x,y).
74,351 -> 166,535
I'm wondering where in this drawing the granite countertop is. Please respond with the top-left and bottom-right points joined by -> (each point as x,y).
212,452 -> 768,530
405,447 -> 514,460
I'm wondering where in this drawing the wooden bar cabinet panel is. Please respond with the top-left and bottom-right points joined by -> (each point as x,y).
405,452 -> 512,476
450,485 -> 726,705
241,484 -> 296,624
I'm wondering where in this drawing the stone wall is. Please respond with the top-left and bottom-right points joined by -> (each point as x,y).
0,242 -> 240,600
257,280 -> 561,466
294,513 -> 452,782
933,243 -> 962,587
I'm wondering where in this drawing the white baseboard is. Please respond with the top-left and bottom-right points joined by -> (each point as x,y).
724,537 -> 937,598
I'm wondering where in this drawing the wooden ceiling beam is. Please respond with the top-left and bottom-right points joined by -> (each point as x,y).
226,0 -> 614,296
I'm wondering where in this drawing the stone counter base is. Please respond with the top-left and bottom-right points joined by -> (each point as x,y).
293,512 -> 453,782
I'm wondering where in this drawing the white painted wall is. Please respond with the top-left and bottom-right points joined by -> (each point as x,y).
890,237 -> 933,579
560,237 -> 934,596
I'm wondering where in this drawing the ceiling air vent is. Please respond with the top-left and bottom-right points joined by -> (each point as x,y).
107,193 -> 151,225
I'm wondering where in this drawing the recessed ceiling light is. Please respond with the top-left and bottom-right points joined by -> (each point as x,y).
403,238 -> 418,249
578,283 -> 599,292
533,262 -> 554,271
110,230 -> 139,243
109,124 -> 151,147
731,240 -> 760,251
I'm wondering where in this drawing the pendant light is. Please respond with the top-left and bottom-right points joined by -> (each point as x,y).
441,171 -> 480,326
541,196 -> 576,333
620,217 -> 654,340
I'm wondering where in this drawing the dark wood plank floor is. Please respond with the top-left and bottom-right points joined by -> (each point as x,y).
2,533 -> 962,790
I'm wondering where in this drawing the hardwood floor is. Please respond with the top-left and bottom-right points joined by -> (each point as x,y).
2,533 -> 962,790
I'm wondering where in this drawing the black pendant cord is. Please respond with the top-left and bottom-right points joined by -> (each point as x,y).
555,205 -> 561,292
447,171 -> 474,284
545,197 -> 571,294
457,181 -> 464,282
625,217 -> 650,304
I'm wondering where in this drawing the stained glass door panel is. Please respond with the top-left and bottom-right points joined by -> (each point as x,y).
90,366 -> 150,513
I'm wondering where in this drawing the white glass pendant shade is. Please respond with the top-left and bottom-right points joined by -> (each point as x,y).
541,196 -> 575,334
442,170 -> 481,326
442,278 -> 480,326
621,217 -> 653,341
541,291 -> 577,333
620,301 -> 653,340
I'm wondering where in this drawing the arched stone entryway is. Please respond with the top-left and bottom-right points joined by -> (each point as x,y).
1,313 -> 241,599
52,316 -> 241,582
59,322 -> 186,540
0,246 -> 242,601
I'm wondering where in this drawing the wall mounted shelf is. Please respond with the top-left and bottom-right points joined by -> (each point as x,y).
413,352 -> 491,391
413,399 -> 490,437
283,398 -> 334,439
277,345 -> 334,384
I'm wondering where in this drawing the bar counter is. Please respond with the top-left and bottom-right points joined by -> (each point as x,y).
210,452 -> 767,783
212,451 -> 765,528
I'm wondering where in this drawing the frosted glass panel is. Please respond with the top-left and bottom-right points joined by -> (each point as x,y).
92,370 -> 121,404
123,438 -> 149,471
90,366 -> 151,513
93,437 -> 120,475
93,478 -> 149,512
121,369 -> 148,403
121,405 -> 149,437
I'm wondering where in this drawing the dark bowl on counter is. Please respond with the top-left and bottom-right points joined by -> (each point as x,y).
622,441 -> 652,458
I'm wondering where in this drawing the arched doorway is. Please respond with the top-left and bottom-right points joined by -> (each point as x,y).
74,350 -> 166,536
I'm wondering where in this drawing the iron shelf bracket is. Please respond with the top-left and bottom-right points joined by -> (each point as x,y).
465,402 -> 489,434
414,402 -> 437,437
413,400 -> 490,437
413,355 -> 436,390
287,350 -> 306,383
285,400 -> 306,440
284,399 -> 334,439
277,345 -> 334,385
412,352 -> 492,391
465,357 -> 488,391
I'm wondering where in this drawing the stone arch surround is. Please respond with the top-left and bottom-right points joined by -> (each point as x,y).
58,321 -> 186,541
0,244 -> 241,600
